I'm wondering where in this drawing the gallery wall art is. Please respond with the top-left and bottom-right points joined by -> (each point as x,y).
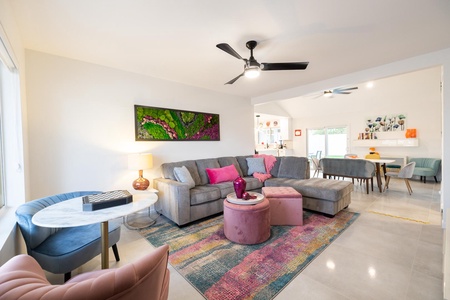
134,105 -> 220,141
365,114 -> 406,132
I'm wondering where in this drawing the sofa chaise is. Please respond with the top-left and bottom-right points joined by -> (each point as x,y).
154,156 -> 353,226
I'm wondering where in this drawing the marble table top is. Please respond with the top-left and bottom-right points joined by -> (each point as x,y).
32,192 -> 157,228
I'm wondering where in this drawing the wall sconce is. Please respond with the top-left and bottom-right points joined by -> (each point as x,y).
128,153 -> 153,190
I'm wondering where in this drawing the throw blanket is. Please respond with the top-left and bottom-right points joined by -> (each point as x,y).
253,154 -> 277,182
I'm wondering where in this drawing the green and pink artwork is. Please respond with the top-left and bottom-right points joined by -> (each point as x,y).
134,105 -> 220,141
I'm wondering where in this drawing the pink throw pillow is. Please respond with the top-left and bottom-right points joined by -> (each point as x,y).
206,165 -> 239,184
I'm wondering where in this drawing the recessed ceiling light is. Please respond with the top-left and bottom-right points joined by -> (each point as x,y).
366,82 -> 374,88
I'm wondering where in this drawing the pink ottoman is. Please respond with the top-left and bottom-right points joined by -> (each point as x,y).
262,187 -> 303,226
223,198 -> 270,245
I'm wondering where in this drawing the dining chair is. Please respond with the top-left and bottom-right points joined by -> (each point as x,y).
383,162 -> 416,195
311,157 -> 322,178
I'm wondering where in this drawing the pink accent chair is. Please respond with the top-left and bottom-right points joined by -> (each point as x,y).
0,245 -> 170,300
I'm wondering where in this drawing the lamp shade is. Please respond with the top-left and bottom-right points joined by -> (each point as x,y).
128,153 -> 153,170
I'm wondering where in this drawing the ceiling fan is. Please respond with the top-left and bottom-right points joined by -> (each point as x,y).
216,40 -> 309,85
313,87 -> 358,98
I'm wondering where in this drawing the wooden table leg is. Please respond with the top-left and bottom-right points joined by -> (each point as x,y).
101,221 -> 109,269
375,163 -> 382,192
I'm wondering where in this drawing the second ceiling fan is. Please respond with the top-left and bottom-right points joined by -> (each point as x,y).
216,40 -> 309,85
313,87 -> 358,98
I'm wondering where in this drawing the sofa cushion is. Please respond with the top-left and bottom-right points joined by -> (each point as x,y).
206,165 -> 239,184
246,157 -> 266,175
236,155 -> 252,177
277,156 -> 309,179
190,185 -> 221,206
161,160 -> 202,186
243,177 -> 264,191
173,166 -> 195,189
207,182 -> 234,198
265,177 -> 352,202
218,157 -> 244,177
196,159 -> 221,185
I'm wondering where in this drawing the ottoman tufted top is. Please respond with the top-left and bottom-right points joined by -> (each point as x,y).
262,186 -> 302,198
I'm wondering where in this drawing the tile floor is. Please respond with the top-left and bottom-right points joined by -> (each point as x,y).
47,176 -> 443,300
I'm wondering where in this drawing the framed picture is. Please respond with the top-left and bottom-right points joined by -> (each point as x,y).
134,105 -> 220,141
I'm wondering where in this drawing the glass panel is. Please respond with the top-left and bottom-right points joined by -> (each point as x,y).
307,126 -> 348,158
307,128 -> 325,159
326,127 -> 348,158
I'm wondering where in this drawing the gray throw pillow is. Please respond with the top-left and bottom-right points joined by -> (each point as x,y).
173,166 -> 195,189
246,157 -> 266,175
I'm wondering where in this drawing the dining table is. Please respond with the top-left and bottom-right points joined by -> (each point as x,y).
365,158 -> 395,192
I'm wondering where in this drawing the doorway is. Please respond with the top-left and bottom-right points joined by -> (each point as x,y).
307,126 -> 349,158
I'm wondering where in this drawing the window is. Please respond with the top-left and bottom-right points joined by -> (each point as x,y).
0,24 -> 23,209
307,126 -> 349,158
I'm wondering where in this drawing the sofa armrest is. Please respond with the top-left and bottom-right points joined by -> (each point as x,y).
154,178 -> 192,226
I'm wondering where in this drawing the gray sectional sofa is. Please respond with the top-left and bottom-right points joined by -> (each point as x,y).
154,155 -> 353,226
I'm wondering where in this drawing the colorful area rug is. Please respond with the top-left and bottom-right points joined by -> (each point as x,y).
140,210 -> 359,300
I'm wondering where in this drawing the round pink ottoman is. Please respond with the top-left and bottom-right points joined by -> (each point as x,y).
223,198 -> 270,245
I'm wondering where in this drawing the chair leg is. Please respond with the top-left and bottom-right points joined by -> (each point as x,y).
383,176 -> 390,192
404,179 -> 413,195
371,178 -> 374,191
435,176 -> 438,183
64,272 -> 71,282
366,179 -> 369,194
112,244 -> 120,261
424,176 -> 427,184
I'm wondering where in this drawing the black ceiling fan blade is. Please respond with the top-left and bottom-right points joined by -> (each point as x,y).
225,72 -> 244,85
216,43 -> 244,60
261,62 -> 309,71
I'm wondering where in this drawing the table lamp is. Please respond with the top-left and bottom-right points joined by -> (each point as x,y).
128,153 -> 153,190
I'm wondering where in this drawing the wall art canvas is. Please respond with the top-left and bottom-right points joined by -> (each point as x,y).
365,114 -> 406,132
134,105 -> 220,141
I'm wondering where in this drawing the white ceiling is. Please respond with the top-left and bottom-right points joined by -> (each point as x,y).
8,0 -> 450,100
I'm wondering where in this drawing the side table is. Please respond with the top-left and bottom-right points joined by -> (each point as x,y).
124,189 -> 160,229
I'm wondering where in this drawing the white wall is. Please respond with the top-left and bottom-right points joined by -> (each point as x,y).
279,67 -> 442,159
25,50 -> 254,199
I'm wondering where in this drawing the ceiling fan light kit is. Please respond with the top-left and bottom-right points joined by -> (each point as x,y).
216,40 -> 309,84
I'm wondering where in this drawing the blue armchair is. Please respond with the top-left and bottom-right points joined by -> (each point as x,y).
408,157 -> 441,183
15,191 -> 121,281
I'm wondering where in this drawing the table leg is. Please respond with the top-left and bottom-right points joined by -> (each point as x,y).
101,221 -> 109,269
375,163 -> 382,192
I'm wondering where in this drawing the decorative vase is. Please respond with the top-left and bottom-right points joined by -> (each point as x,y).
233,176 -> 247,199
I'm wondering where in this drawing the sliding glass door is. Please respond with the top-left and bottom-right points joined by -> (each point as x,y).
307,126 -> 349,158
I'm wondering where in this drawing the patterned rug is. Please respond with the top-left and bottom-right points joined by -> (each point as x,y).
140,210 -> 359,300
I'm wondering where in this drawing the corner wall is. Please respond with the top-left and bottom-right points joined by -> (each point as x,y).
25,50 -> 254,199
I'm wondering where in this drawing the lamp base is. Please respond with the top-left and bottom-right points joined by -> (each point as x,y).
132,177 -> 150,190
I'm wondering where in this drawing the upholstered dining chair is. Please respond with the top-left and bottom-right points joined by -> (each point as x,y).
383,162 -> 416,195
0,245 -> 170,300
311,157 -> 322,178
15,191 -> 121,281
